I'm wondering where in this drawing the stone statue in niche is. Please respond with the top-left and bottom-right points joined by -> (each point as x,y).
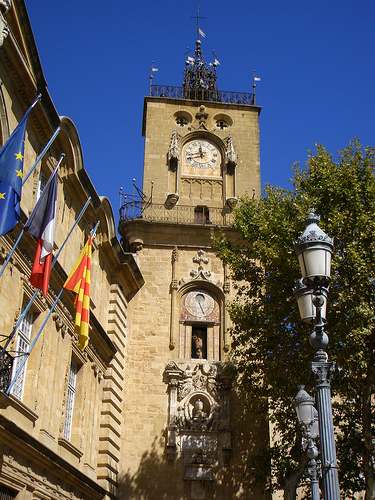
192,331 -> 204,359
193,399 -> 206,419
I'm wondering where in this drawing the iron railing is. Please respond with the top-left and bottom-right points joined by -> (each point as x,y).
150,85 -> 255,105
119,201 -> 234,227
0,351 -> 13,392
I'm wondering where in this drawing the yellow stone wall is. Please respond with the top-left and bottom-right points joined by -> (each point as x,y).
142,98 -> 261,206
119,93 -> 267,498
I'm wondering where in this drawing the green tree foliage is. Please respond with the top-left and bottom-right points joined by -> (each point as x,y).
213,140 -> 375,499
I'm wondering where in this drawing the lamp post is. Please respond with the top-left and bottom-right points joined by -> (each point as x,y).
294,386 -> 320,500
293,210 -> 340,500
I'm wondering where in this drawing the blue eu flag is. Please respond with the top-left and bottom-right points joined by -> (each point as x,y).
0,106 -> 32,237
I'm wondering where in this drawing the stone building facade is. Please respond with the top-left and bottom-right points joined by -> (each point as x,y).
117,38 -> 268,500
0,1 -> 270,500
0,1 -> 144,499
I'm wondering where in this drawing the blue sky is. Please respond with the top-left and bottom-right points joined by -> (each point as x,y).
26,1 -> 375,227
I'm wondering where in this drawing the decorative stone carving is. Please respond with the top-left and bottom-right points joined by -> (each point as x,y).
163,360 -> 232,471
226,196 -> 238,210
196,105 -> 208,124
52,312 -> 63,330
91,362 -> 103,381
129,237 -> 143,252
0,244 -> 7,263
166,192 -> 179,206
193,249 -> 209,268
224,133 -> 237,169
0,1 -> 11,13
0,8 -> 9,47
172,246 -> 178,262
190,249 -> 211,280
13,307 -> 20,325
168,130 -> 180,169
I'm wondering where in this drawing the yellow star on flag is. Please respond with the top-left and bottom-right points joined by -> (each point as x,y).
14,151 -> 23,161
0,192 -> 5,199
15,168 -> 23,178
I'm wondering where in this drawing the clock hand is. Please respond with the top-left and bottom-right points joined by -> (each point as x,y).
187,153 -> 207,160
188,151 -> 206,157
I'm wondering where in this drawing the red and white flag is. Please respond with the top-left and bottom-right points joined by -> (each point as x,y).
24,167 -> 58,297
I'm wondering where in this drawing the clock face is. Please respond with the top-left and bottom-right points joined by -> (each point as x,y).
182,139 -> 221,177
185,290 -> 215,318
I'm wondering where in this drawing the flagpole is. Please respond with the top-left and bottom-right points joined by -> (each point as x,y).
149,61 -> 158,96
51,196 -> 92,268
0,196 -> 92,359
5,288 -> 63,395
0,229 -> 24,277
0,154 -> 65,280
91,220 -> 100,238
22,126 -> 61,185
7,220 -> 101,393
31,94 -> 42,110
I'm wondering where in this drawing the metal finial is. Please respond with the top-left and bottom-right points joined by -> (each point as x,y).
183,8 -> 218,99
304,209 -> 320,226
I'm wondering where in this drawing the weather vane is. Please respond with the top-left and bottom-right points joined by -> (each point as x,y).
190,6 -> 206,40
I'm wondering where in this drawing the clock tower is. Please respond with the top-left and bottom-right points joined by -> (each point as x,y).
118,33 -> 265,500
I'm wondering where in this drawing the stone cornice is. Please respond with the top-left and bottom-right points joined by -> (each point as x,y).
0,413 -> 106,496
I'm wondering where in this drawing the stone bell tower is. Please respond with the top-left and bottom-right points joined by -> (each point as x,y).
118,28 -> 264,500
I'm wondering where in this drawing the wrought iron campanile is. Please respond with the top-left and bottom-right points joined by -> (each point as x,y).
182,39 -> 219,101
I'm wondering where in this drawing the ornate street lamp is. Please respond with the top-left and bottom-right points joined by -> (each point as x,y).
293,210 -> 340,500
294,386 -> 319,436
293,278 -> 328,325
293,210 -> 333,288
294,386 -> 320,500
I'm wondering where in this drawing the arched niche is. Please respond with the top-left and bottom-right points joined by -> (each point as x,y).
176,281 -> 224,362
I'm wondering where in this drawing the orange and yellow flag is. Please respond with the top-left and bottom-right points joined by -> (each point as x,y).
64,235 -> 92,351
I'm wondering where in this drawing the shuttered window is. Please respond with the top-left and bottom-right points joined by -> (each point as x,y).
63,360 -> 77,440
10,308 -> 33,400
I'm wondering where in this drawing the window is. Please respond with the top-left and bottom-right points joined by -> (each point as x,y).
63,360 -> 77,440
194,206 -> 209,224
10,308 -> 33,400
36,171 -> 47,201
0,484 -> 17,499
216,120 -> 228,130
176,117 -> 188,127
191,327 -> 207,360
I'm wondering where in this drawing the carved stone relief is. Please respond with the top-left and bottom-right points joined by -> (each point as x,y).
190,249 -> 211,281
163,360 -> 232,489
